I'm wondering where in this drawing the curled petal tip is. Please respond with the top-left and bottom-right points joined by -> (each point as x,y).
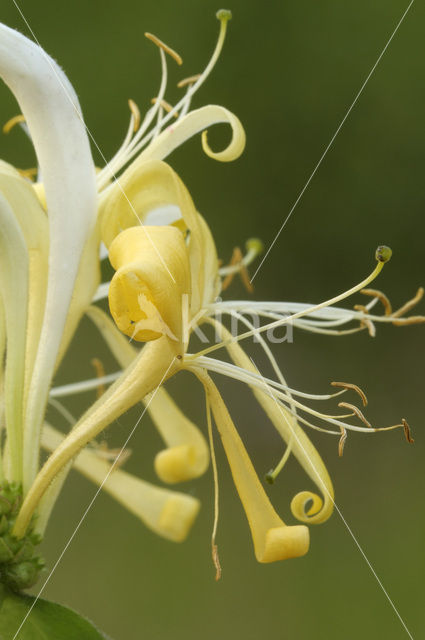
155,444 -> 208,484
258,525 -> 309,563
291,490 -> 332,524
159,495 -> 201,542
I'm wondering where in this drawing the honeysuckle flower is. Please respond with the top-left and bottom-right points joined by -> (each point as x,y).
0,10 -> 422,590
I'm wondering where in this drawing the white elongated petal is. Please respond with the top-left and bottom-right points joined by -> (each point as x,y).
0,24 -> 97,491
0,162 -> 49,397
140,105 -> 246,163
41,423 -> 200,542
0,193 -> 29,481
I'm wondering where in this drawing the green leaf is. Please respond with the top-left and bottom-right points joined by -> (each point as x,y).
0,585 -> 111,640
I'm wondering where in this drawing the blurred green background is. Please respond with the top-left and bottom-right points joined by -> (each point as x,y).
1,1 -> 424,638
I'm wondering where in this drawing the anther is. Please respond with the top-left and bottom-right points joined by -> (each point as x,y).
353,307 -> 376,337
212,543 -> 222,581
361,288 -> 392,316
91,358 -> 106,399
177,74 -> 202,88
128,99 -> 141,132
402,419 -> 414,444
392,287 -> 425,318
151,97 -> 179,118
144,32 -> 183,65
2,114 -> 25,134
375,245 -> 392,263
338,428 -> 347,457
17,168 -> 37,181
338,402 -> 372,428
221,247 -> 253,293
331,381 -> 368,407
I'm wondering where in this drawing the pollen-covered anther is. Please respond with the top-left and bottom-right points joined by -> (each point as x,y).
2,113 -> 25,134
390,287 -> 425,325
338,427 -> 347,457
221,247 -> 252,292
17,167 -> 37,181
402,419 -> 414,444
212,543 -> 221,581
353,305 -> 376,337
361,288 -> 392,315
177,74 -> 202,88
331,381 -> 368,407
220,239 -> 263,293
151,97 -> 179,118
128,99 -> 141,133
91,357 -> 106,399
338,402 -> 372,428
144,32 -> 183,65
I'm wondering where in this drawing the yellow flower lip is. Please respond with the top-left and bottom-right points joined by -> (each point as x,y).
260,525 -> 309,563
108,224 -> 190,343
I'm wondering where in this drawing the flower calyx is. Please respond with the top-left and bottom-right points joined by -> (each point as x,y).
0,482 -> 44,592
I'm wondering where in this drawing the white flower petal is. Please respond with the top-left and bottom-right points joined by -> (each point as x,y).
0,24 -> 98,491
0,192 -> 29,481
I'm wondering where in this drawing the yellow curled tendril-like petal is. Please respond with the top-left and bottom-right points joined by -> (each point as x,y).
108,225 -> 190,344
148,393 -> 210,484
86,305 -> 210,484
194,369 -> 309,563
210,320 -> 334,525
41,424 -> 200,542
140,105 -> 246,164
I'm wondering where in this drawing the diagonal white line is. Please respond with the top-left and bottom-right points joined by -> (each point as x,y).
251,0 -> 415,283
249,356 -> 414,639
10,0 -> 176,283
12,359 -> 176,640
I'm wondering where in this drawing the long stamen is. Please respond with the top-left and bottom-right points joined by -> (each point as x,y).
144,32 -> 183,66
104,9 -> 233,172
191,247 -> 392,359
96,48 -> 168,190
331,381 -> 368,406
189,356 -> 408,438
216,313 -> 298,482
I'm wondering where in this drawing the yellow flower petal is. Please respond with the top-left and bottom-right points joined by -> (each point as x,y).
99,160 -> 218,313
87,304 -> 210,483
141,105 -> 246,164
41,424 -> 200,542
14,336 -> 180,537
211,320 -> 334,525
108,225 -> 190,343
195,369 -> 309,563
